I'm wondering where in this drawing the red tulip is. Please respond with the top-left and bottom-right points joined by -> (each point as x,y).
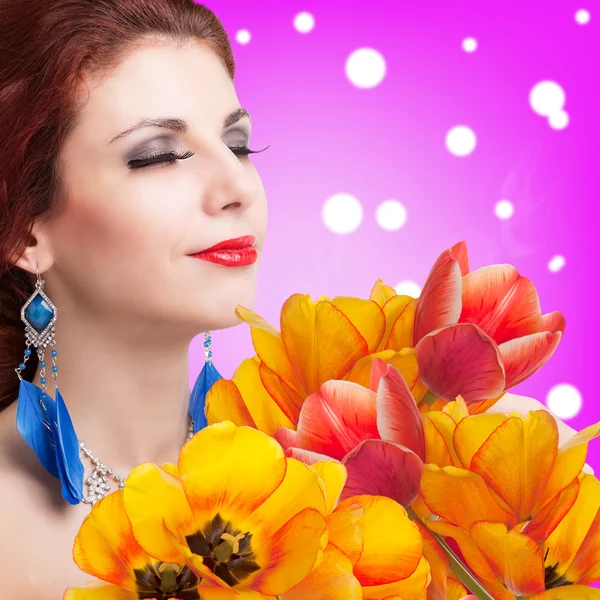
274,358 -> 425,508
414,241 -> 565,407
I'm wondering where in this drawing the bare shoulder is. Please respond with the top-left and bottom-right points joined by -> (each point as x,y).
0,403 -> 92,598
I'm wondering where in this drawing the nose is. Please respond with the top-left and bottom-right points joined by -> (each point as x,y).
200,143 -> 258,215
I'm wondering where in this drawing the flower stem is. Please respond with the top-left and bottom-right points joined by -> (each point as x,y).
407,508 -> 495,600
421,390 -> 438,406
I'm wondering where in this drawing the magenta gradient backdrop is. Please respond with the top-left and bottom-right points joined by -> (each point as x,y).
188,1 -> 600,473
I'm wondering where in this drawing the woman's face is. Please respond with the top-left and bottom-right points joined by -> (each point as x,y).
32,40 -> 267,335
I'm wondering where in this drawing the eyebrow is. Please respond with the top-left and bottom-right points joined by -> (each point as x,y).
108,107 -> 252,144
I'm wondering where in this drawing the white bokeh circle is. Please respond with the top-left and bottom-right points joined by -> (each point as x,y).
575,9 -> 591,24
548,255 -> 566,272
322,193 -> 364,234
547,383 -> 583,419
549,110 -> 569,130
446,125 -> 477,156
236,29 -> 251,45
346,48 -> 387,88
394,280 -> 422,297
462,37 -> 478,52
495,199 -> 514,220
529,81 -> 566,117
294,12 -> 315,33
376,200 -> 408,231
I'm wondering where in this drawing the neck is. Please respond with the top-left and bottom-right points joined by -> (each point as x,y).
30,312 -> 199,473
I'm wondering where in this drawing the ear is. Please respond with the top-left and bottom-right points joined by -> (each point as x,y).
11,221 -> 55,275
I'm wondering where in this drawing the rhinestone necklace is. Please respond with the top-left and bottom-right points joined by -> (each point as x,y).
78,411 -> 195,505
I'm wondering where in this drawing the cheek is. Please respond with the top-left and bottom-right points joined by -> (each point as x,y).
50,188 -> 182,307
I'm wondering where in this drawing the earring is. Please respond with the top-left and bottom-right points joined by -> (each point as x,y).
14,265 -> 84,504
189,330 -> 223,435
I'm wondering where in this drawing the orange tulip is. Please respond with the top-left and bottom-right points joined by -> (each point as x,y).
420,408 -> 600,540
426,473 -> 600,598
273,358 -> 425,508
281,462 -> 430,600
205,289 -> 428,433
413,240 -> 565,411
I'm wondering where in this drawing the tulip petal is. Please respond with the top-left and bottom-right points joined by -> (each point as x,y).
546,474 -> 600,585
369,357 -> 390,393
460,265 -> 543,343
542,310 -> 566,334
415,521 -> 449,600
238,457 -> 328,558
376,364 -> 425,459
470,411 -> 558,521
414,244 -> 463,344
345,348 -> 427,403
338,495 -> 423,584
420,465 -> 517,529
522,478 -> 580,542
122,463 -> 193,563
422,412 -> 455,467
530,586 -> 600,600
415,323 -> 506,402
469,521 -> 546,596
380,295 -> 417,351
453,413 -> 510,469
178,422 -> 287,521
330,296 -> 386,354
370,278 -> 398,306
205,378 -> 257,429
232,357 -> 295,434
565,505 -> 600,585
273,427 -> 297,450
452,240 -> 470,275
235,305 -> 301,395
542,421 -> 600,509
362,555 -> 431,599
498,330 -> 563,389
280,543 -> 363,600
197,587 -> 271,600
63,581 -> 138,600
285,447 -> 340,465
258,361 -> 305,426
447,577 -> 469,600
280,294 -> 369,395
426,520 -> 515,600
72,491 -> 151,589
341,439 -> 424,508
250,507 -> 328,596
295,380 -> 378,460
327,501 -> 365,565
310,461 -> 347,515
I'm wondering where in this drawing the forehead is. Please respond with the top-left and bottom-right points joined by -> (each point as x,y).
72,41 -> 237,143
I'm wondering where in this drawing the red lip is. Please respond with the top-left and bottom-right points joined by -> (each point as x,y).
191,247 -> 258,267
191,235 -> 256,254
188,235 -> 258,267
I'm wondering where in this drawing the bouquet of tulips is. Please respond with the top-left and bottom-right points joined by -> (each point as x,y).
66,241 -> 600,600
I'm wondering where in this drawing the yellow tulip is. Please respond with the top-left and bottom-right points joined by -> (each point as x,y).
64,488 -> 201,599
281,461 -> 430,600
420,407 -> 600,537
427,473 -> 600,598
66,422 -> 331,599
206,284 -> 427,432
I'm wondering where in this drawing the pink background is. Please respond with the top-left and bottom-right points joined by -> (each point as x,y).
188,1 -> 600,475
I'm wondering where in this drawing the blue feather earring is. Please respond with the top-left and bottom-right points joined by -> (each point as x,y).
189,330 -> 223,434
14,266 -> 84,504
14,267 -> 223,505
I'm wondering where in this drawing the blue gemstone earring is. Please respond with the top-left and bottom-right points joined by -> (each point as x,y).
188,330 -> 223,435
14,266 -> 84,504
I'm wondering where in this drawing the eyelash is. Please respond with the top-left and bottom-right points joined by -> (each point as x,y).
127,146 -> 264,170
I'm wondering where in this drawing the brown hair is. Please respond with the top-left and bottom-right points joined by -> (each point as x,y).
0,0 -> 235,411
